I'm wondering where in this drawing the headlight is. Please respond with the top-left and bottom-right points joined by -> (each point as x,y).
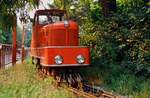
54,55 -> 63,65
64,20 -> 69,27
76,55 -> 85,64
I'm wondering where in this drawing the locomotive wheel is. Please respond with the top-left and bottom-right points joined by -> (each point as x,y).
31,57 -> 34,64
32,57 -> 42,71
42,67 -> 50,76
36,58 -> 42,70
32,58 -> 38,65
51,69 -> 56,77
47,68 -> 51,76
45,67 -> 49,75
42,66 -> 45,73
43,67 -> 47,75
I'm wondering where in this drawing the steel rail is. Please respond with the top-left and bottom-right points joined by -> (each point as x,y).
38,67 -> 123,98
60,84 -> 122,98
55,76 -> 122,98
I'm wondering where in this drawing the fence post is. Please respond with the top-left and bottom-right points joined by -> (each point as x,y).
12,26 -> 17,65
0,44 -> 2,68
1,46 -> 5,67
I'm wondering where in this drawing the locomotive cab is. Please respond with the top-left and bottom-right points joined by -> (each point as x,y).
30,9 -> 90,67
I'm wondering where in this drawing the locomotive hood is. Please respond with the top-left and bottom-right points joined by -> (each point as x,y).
42,20 -> 79,46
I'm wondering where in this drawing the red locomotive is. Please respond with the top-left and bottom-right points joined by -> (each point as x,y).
30,9 -> 90,73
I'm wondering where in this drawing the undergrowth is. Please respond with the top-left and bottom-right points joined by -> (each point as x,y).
81,64 -> 150,98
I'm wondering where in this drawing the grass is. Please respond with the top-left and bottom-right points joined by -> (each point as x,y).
81,63 -> 150,98
1,57 -> 149,98
0,62 -> 74,98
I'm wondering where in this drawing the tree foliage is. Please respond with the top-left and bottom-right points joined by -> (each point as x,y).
0,0 -> 39,44
79,0 -> 150,77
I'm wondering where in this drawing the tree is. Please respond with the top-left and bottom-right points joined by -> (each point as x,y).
53,0 -> 71,10
0,0 -> 39,65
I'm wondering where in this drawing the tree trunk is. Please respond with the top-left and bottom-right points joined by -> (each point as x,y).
0,46 -> 1,67
62,0 -> 66,10
22,26 -> 25,63
100,0 -> 117,16
12,25 -> 17,65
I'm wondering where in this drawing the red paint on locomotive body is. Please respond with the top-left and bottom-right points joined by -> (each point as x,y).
42,20 -> 78,46
30,9 -> 90,67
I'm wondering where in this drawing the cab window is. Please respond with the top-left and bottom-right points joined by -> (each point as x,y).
51,16 -> 61,23
38,15 -> 49,24
51,15 -> 65,22
38,12 -> 66,24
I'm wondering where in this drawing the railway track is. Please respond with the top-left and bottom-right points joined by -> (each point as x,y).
38,67 -> 123,98
61,82 -> 122,98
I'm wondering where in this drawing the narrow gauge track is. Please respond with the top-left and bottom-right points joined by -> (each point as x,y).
38,67 -> 123,98
61,83 -> 122,98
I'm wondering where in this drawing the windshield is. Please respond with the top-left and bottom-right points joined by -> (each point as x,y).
38,13 -> 65,25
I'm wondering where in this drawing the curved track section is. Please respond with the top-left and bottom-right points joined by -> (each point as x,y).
36,64 -> 123,98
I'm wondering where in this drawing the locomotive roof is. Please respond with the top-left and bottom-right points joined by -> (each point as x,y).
35,9 -> 66,15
